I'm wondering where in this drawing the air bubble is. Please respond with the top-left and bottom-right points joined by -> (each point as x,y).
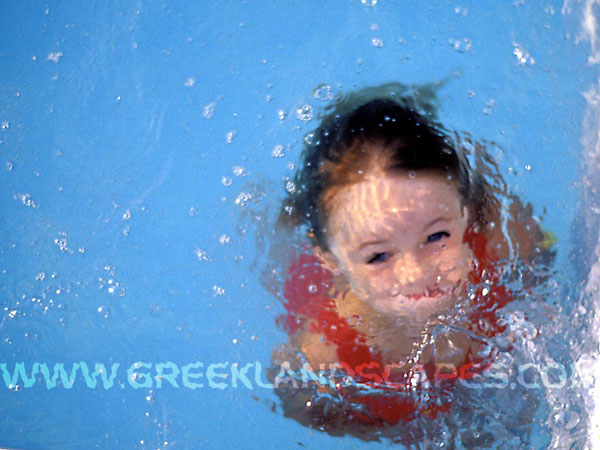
202,100 -> 220,119
54,232 -> 69,252
285,181 -> 296,193
454,6 -> 468,17
184,77 -> 196,87
222,176 -> 233,186
195,249 -> 211,262
371,38 -> 384,48
313,84 -> 334,101
272,145 -> 285,158
295,104 -> 314,122
213,285 -> 226,297
15,193 -> 37,208
47,52 -> 63,63
233,166 -> 246,177
235,192 -> 252,206
513,42 -> 535,66
449,38 -> 472,53
225,130 -> 237,144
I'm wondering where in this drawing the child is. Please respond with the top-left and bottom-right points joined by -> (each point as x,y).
269,88 -> 554,439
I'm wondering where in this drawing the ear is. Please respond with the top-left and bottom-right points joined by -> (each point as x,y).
313,246 -> 342,276
461,205 -> 470,227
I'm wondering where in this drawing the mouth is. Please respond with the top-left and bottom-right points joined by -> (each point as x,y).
404,287 -> 446,301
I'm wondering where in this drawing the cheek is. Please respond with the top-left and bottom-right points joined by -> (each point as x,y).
435,241 -> 473,275
345,266 -> 393,297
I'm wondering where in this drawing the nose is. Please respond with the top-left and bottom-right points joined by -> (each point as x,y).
392,252 -> 425,287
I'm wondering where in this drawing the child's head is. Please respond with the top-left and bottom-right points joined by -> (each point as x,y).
282,96 -> 492,316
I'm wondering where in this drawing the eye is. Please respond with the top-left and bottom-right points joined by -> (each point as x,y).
426,231 -> 450,244
367,252 -> 390,264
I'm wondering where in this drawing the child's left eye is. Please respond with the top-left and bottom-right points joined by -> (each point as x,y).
426,231 -> 450,243
367,252 -> 390,264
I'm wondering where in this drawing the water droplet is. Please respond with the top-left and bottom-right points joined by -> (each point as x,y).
525,164 -> 532,171
308,284 -> 317,293
408,171 -> 416,179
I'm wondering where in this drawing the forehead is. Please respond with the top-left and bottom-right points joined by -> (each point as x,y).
326,172 -> 461,238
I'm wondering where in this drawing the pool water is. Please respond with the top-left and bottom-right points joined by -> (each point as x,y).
0,0 -> 597,448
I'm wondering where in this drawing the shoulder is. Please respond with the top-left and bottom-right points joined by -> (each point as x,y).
469,197 -> 554,266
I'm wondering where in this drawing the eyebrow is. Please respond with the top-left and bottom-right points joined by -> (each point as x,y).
355,216 -> 453,251
424,217 -> 452,230
357,239 -> 388,251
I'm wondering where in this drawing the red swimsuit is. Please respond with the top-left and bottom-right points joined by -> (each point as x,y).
278,227 -> 512,425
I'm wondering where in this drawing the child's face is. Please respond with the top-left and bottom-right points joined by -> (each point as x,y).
323,168 -> 473,319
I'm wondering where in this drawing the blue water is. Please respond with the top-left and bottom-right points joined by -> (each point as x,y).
0,0 -> 596,448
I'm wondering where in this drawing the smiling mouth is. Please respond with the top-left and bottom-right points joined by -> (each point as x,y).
404,287 -> 454,301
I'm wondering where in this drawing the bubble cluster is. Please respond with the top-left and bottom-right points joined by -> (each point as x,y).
272,144 -> 285,158
295,104 -> 314,122
449,38 -> 472,53
47,52 -> 63,63
312,84 -> 334,101
513,42 -> 535,66
371,38 -> 384,48
225,130 -> 237,144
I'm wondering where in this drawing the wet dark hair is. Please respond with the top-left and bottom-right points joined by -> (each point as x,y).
281,96 -> 493,251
